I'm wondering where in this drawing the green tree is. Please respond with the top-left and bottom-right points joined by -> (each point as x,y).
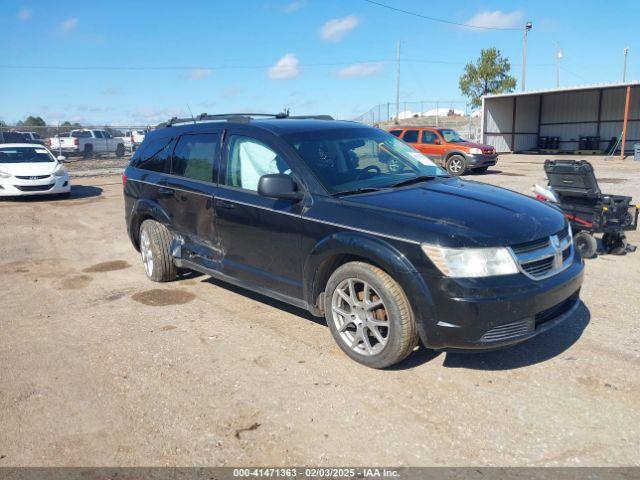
17,116 -> 47,127
459,48 -> 516,107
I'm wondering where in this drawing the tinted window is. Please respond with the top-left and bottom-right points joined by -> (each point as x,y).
402,130 -> 419,143
171,133 -> 218,182
94,131 -> 104,139
72,131 -> 92,138
389,130 -> 402,137
224,136 -> 291,191
421,130 -> 438,144
136,136 -> 173,172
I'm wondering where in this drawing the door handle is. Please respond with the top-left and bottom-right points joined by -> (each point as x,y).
157,187 -> 174,198
217,200 -> 235,209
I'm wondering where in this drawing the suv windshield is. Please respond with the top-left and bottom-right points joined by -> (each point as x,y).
438,129 -> 466,143
0,146 -> 54,163
283,127 -> 447,195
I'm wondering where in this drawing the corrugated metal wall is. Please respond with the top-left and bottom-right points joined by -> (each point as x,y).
483,85 -> 640,153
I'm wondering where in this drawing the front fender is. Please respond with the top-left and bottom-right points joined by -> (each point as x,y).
303,231 -> 437,344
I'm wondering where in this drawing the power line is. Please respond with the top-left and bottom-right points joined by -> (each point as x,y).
360,0 -> 521,31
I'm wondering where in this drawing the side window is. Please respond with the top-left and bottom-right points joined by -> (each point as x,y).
135,136 -> 173,173
421,130 -> 438,144
402,130 -> 419,143
389,130 -> 402,138
224,136 -> 291,192
171,133 -> 218,183
94,130 -> 104,139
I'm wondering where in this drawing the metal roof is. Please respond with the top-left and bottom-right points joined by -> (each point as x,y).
484,81 -> 640,99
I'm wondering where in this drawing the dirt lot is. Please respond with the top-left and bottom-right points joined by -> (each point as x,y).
1,154 -> 639,466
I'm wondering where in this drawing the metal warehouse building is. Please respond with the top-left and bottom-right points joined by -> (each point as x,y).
481,82 -> 640,155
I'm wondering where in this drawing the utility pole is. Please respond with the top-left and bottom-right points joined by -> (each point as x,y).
556,44 -> 562,88
395,40 -> 401,124
623,47 -> 629,82
521,21 -> 533,91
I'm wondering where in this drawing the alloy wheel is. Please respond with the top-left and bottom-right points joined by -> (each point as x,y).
331,278 -> 390,356
140,229 -> 154,277
448,158 -> 463,174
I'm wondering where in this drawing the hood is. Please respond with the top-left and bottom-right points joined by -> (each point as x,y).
0,162 -> 58,177
455,141 -> 494,152
341,178 -> 565,247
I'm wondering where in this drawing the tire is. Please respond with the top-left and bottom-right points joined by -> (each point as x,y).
139,220 -> 177,282
83,144 -> 93,159
445,154 -> 466,176
115,143 -> 125,157
574,231 -> 597,258
473,166 -> 489,174
323,261 -> 418,369
602,232 -> 627,255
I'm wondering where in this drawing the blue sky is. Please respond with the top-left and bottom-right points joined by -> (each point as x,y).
2,0 -> 639,125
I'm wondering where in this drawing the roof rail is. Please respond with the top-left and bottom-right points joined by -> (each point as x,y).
157,111 -> 334,128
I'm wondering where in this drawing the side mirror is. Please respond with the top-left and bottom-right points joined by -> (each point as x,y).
258,174 -> 303,201
57,155 -> 67,162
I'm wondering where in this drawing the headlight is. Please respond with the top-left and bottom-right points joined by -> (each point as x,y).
52,164 -> 66,177
468,148 -> 483,155
0,169 -> 11,178
422,244 -> 519,278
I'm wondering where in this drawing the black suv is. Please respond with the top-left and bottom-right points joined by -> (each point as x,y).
123,113 -> 584,368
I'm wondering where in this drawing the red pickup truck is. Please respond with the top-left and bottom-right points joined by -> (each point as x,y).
389,126 -> 497,176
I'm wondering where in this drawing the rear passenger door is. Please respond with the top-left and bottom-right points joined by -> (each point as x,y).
163,132 -> 222,268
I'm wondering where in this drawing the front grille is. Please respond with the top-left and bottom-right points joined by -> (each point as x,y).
522,256 -> 554,276
15,175 -> 50,180
480,320 -> 532,342
510,228 -> 573,279
15,183 -> 55,192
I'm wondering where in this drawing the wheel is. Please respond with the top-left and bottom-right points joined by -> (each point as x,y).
323,261 -> 418,369
445,155 -> 466,176
115,143 -> 125,157
139,220 -> 177,282
574,231 -> 597,258
602,232 -> 627,255
83,145 -> 93,159
473,166 -> 489,174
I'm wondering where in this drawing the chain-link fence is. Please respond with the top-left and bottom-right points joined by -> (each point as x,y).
0,124 -> 153,157
352,100 -> 482,142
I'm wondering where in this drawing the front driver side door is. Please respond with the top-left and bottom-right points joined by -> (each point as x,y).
214,132 -> 306,302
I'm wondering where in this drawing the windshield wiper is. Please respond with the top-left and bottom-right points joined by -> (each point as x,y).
331,187 -> 385,197
390,175 -> 437,188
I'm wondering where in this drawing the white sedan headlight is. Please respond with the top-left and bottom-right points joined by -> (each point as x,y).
0,169 -> 11,178
468,147 -> 483,155
52,164 -> 66,177
422,244 -> 519,278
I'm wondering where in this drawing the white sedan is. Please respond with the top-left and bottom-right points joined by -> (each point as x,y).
0,143 -> 71,197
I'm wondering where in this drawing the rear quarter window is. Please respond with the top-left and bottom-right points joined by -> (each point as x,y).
133,136 -> 174,173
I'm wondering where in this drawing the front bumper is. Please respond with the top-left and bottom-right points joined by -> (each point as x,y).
418,256 -> 585,350
0,174 -> 71,196
465,153 -> 498,168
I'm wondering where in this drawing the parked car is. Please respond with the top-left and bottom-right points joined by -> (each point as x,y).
18,131 -> 46,145
0,143 -> 70,197
0,131 -> 30,144
48,129 -> 125,158
389,127 -> 497,176
122,129 -> 148,150
123,114 -> 584,369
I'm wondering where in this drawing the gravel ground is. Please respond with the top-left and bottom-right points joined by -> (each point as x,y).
0,154 -> 639,467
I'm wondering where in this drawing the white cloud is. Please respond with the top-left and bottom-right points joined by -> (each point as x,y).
17,8 -> 32,21
466,10 -> 523,29
337,62 -> 384,78
185,68 -> 213,80
59,17 -> 78,33
268,53 -> 300,80
282,0 -> 306,13
319,15 -> 359,42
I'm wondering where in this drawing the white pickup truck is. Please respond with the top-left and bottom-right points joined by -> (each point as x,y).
48,129 -> 125,158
